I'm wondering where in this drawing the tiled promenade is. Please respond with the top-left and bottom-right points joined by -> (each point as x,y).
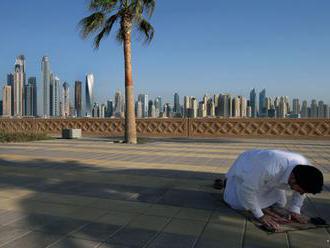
0,138 -> 329,248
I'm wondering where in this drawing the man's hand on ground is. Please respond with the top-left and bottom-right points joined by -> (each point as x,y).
263,208 -> 290,224
259,214 -> 280,231
289,212 -> 308,224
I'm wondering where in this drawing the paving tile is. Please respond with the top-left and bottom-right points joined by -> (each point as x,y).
7,213 -> 60,230
0,226 -> 31,246
70,222 -> 121,242
37,217 -> 88,235
3,231 -> 63,248
175,208 -> 211,221
143,204 -> 181,217
48,237 -> 101,248
128,215 -> 169,231
162,218 -> 206,236
158,189 -> 218,210
0,211 -> 27,226
105,227 -> 158,247
148,233 -> 197,248
243,221 -> 288,248
93,211 -> 139,226
288,228 -> 330,248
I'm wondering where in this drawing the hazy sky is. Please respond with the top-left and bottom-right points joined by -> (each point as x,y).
0,0 -> 329,104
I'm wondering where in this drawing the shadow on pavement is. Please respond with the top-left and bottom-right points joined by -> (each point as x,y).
0,158 -> 228,247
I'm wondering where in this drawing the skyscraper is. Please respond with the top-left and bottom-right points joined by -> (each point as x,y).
49,74 -> 60,116
173,93 -> 180,114
106,100 -> 113,117
232,96 -> 240,117
2,85 -> 11,117
7,73 -> 14,116
24,83 -> 33,116
292,99 -> 301,115
250,88 -> 257,118
13,56 -> 24,116
318,101 -> 325,118
301,100 -> 308,118
310,100 -> 318,118
114,90 -> 124,117
62,82 -> 70,117
41,56 -> 50,116
85,74 -> 94,116
75,81 -> 82,117
154,97 -> 162,117
28,77 -> 38,116
138,94 -> 148,117
259,89 -> 266,116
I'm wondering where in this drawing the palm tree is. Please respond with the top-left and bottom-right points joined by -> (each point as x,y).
79,0 -> 155,144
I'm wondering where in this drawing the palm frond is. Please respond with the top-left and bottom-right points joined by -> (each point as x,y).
137,18 -> 154,43
79,12 -> 105,38
89,0 -> 119,11
142,0 -> 155,18
94,14 -> 119,48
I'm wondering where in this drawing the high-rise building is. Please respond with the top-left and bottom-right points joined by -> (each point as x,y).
250,88 -> 257,117
198,101 -> 207,117
318,101 -> 325,118
7,73 -> 14,116
259,89 -> 266,116
183,96 -> 191,117
207,98 -> 215,117
278,96 -> 288,118
114,90 -> 124,117
24,83 -> 33,116
292,99 -> 301,115
138,94 -> 148,117
239,96 -> 247,118
324,104 -> 329,119
232,96 -> 240,117
28,77 -> 37,116
219,94 -> 232,117
62,82 -> 70,117
50,74 -> 60,117
173,93 -> 180,114
41,56 -> 50,116
154,97 -> 162,117
13,57 -> 24,116
310,100 -> 318,118
136,100 -> 143,118
85,74 -> 94,116
74,81 -> 82,117
301,100 -> 308,118
191,97 -> 198,118
2,85 -> 11,116
106,101 -> 113,117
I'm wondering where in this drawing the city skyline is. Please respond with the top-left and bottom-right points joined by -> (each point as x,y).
0,0 -> 330,104
1,54 -> 329,119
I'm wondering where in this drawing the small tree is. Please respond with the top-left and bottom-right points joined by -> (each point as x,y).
79,0 -> 155,144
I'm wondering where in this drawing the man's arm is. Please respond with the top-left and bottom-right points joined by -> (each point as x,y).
287,192 -> 307,224
287,192 -> 305,214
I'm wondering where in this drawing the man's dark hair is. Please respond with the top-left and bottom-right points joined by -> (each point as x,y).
292,165 -> 323,194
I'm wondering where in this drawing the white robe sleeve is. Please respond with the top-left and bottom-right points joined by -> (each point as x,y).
236,181 -> 264,218
287,192 -> 305,214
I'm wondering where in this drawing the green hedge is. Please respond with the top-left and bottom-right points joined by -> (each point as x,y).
0,132 -> 53,143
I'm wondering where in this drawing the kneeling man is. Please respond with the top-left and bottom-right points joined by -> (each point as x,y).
224,149 -> 323,230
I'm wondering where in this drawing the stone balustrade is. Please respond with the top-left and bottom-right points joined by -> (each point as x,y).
0,118 -> 329,138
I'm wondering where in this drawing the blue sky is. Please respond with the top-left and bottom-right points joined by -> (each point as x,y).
0,0 -> 330,104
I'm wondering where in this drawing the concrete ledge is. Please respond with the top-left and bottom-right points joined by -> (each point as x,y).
62,128 -> 82,139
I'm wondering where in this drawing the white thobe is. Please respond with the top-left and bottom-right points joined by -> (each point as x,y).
224,149 -> 309,218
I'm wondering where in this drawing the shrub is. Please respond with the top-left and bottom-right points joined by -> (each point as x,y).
0,132 -> 53,143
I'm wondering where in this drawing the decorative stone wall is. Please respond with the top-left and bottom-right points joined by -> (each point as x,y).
0,118 -> 329,138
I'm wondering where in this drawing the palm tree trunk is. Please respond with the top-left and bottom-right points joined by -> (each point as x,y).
123,26 -> 137,144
